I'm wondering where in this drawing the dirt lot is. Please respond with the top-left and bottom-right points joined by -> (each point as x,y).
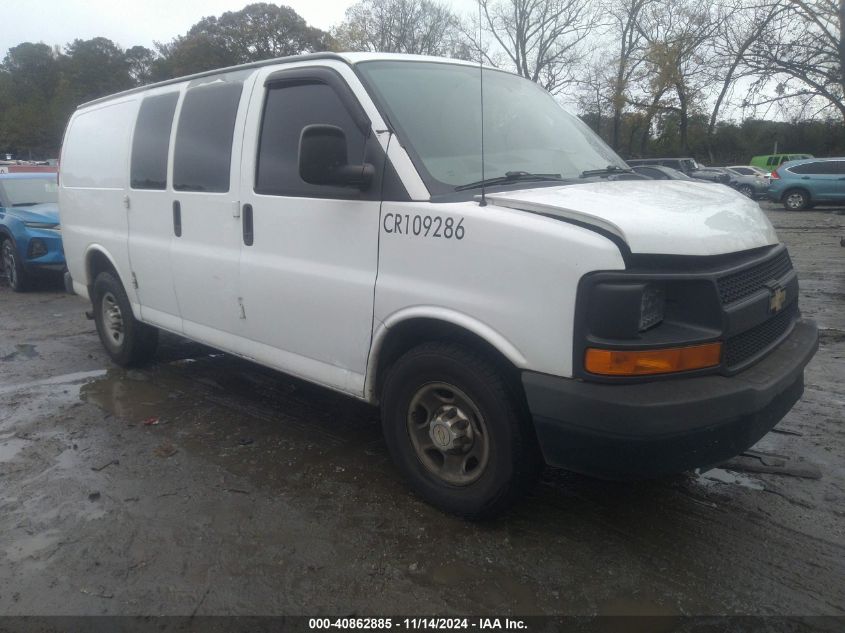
0,201 -> 843,618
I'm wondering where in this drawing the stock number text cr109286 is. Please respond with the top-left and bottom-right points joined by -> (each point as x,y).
383,213 -> 465,240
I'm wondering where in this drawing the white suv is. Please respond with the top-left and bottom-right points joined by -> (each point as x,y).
58,53 -> 818,518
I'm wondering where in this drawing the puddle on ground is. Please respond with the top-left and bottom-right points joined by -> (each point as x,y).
74,355 -> 390,498
3,529 -> 62,564
696,468 -> 765,491
0,343 -> 40,362
0,369 -> 107,396
80,368 -> 182,422
0,436 -> 30,462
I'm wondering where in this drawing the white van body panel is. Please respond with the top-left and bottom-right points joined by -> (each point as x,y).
487,180 -> 779,256
172,70 -> 259,341
236,61 -> 385,395
126,84 -> 185,334
373,200 -> 626,382
60,97 -> 140,313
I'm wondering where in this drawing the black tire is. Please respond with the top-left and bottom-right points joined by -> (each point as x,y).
381,341 -> 541,519
738,184 -> 754,198
782,189 -> 810,211
92,271 -> 158,366
1,237 -> 30,292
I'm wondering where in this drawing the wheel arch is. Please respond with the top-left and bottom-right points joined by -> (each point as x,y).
365,307 -> 528,404
781,186 -> 812,202
84,246 -> 127,297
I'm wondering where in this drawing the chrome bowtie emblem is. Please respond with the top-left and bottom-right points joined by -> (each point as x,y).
769,286 -> 787,313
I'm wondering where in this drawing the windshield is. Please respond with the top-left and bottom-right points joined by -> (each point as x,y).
357,61 -> 627,195
0,178 -> 58,206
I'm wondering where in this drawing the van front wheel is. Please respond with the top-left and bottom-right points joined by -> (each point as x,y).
92,271 -> 158,366
381,342 -> 540,519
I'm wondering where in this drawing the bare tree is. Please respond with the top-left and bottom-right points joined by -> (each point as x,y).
477,0 -> 600,94
603,0 -> 654,150
632,0 -> 721,153
705,0 -> 786,161
332,0 -> 468,57
743,0 -> 844,121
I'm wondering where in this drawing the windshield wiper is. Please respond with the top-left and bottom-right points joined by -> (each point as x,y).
455,171 -> 564,191
580,165 -> 634,178
12,202 -> 40,207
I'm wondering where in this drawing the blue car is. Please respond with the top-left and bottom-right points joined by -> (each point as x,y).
767,157 -> 845,210
0,173 -> 65,291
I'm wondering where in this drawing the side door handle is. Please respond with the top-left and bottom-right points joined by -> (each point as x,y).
172,201 -> 182,237
242,204 -> 254,246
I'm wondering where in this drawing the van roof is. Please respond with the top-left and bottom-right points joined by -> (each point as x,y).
78,52 -> 479,110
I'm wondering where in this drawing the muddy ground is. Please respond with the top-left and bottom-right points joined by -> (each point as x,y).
0,201 -> 843,618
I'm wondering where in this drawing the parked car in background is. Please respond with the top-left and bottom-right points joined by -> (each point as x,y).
729,165 -> 771,178
689,167 -> 731,185
0,173 -> 64,291
751,153 -> 813,171
630,165 -> 697,181
626,157 -> 700,175
724,166 -> 770,198
768,157 -> 845,210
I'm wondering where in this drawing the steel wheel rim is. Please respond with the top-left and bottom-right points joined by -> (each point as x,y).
101,291 -> 125,347
786,193 -> 803,209
406,382 -> 490,486
2,242 -> 16,288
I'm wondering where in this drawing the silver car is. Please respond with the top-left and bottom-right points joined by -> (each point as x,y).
726,166 -> 771,198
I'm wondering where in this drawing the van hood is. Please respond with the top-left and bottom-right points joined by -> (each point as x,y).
486,180 -> 779,256
4,203 -> 60,225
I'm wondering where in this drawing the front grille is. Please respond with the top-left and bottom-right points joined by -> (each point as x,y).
724,301 -> 798,369
717,249 -> 793,305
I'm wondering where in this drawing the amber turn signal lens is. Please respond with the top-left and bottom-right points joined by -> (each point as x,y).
584,342 -> 722,376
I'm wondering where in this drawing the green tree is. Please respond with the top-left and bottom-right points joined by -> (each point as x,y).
0,43 -> 60,157
154,3 -> 331,79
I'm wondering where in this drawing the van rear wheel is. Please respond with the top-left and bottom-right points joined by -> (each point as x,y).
381,342 -> 541,519
92,271 -> 158,366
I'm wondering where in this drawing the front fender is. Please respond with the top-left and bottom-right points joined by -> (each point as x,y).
364,306 -> 528,402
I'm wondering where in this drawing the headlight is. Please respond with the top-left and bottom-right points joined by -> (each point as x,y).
24,221 -> 59,229
639,284 -> 665,331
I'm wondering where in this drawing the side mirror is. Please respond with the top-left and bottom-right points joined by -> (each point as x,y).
298,124 -> 374,190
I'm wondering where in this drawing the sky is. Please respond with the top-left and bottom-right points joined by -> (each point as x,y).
0,0 -> 477,58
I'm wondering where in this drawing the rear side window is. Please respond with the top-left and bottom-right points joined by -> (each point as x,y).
255,82 -> 366,198
130,92 -> 178,190
173,82 -> 243,193
789,162 -> 818,174
800,161 -> 843,175
789,161 -> 844,175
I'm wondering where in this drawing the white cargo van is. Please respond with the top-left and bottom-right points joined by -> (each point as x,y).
59,53 -> 818,518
